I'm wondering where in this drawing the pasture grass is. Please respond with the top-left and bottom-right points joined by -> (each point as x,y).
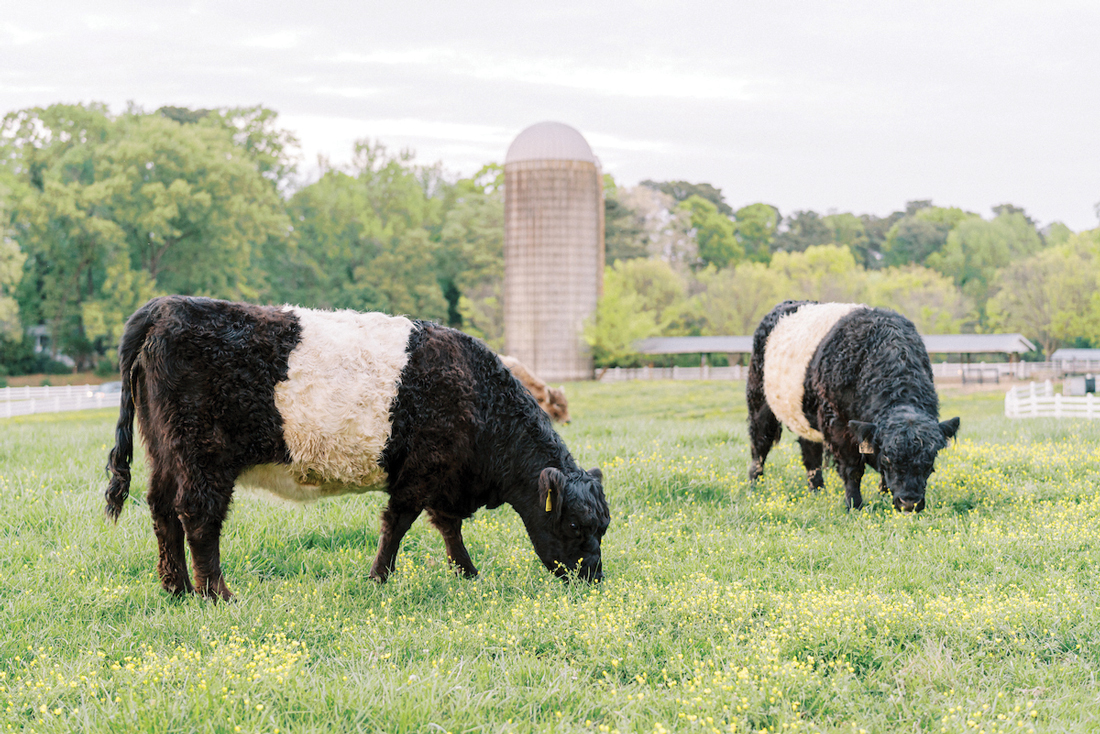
1,382 -> 1099,733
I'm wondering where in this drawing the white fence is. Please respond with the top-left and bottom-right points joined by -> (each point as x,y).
0,384 -> 122,418
1005,381 -> 1100,419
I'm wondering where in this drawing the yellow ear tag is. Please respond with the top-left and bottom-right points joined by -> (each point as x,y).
859,440 -> 873,455
545,489 -> 553,512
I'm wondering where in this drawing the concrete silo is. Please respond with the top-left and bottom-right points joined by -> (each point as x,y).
503,121 -> 604,382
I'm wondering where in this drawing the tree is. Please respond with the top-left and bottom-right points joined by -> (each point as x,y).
986,230 -> 1100,357
771,210 -> 832,253
0,191 -> 25,339
768,244 -> 867,302
865,265 -> 974,334
679,195 -> 742,268
641,180 -> 732,216
617,186 -> 696,266
2,103 -> 293,367
927,211 -> 1044,312
584,262 -> 665,367
694,262 -> 785,336
733,203 -> 778,263
881,206 -> 974,267
859,210 -> 904,269
438,171 -> 504,347
603,175 -> 647,263
271,140 -> 447,317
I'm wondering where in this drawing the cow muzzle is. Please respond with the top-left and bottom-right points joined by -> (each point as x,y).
893,497 -> 925,513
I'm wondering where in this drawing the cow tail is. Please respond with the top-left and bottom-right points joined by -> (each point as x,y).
105,299 -> 160,522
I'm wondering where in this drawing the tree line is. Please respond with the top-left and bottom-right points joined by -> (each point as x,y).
0,102 -> 1097,376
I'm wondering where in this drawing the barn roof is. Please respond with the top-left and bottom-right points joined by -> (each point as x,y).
505,122 -> 596,164
1049,348 -> 1100,361
634,336 -> 755,354
633,333 -> 1035,355
922,334 -> 1035,354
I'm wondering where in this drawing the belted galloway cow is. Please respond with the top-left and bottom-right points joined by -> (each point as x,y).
106,296 -> 609,600
747,300 -> 959,512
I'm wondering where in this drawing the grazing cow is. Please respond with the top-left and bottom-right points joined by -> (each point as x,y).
747,300 -> 959,512
105,296 -> 609,600
499,355 -> 571,423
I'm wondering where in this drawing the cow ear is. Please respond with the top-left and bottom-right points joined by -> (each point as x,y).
848,420 -> 877,443
940,417 -> 960,440
538,468 -> 566,515
587,467 -> 603,482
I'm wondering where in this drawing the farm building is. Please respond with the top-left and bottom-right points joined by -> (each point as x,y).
503,122 -> 604,382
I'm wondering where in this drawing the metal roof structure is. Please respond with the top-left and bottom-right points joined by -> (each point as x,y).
634,336 -> 754,354
634,333 -> 1035,355
922,334 -> 1035,354
1049,348 -> 1100,361
504,121 -> 597,164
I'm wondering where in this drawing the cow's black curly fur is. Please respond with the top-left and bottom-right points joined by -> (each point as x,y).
747,301 -> 960,512
105,296 -> 609,600
376,321 -> 609,583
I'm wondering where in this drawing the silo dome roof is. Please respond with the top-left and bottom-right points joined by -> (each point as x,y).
505,121 -> 596,164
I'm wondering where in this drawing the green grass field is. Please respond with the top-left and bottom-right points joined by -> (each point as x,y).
2,382 -> 1099,733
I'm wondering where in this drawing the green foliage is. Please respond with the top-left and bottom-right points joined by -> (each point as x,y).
927,211 -> 1044,313
987,229 -> 1100,356
604,175 -> 648,263
585,260 -> 687,366
438,172 -> 504,346
771,210 -> 832,253
768,244 -> 866,303
865,265 -> 975,333
679,195 -> 742,268
641,179 -> 732,216
881,206 -> 975,267
732,203 -> 778,263
694,261 -> 785,336
268,141 -> 449,319
3,386 -> 1100,731
2,103 -> 294,368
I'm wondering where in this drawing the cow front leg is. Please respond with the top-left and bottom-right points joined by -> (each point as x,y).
369,503 -> 421,583
426,509 -> 478,578
147,465 -> 192,596
798,438 -> 825,492
177,474 -> 234,601
837,458 -> 866,511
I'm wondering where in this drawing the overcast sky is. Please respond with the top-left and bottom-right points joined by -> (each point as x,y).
3,1 -> 1099,229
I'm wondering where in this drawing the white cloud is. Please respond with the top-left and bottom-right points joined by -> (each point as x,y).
243,31 -> 301,49
0,22 -> 46,45
315,86 -> 380,100
323,46 -> 757,101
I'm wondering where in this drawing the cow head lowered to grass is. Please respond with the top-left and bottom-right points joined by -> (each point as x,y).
747,300 -> 960,512
105,296 -> 610,600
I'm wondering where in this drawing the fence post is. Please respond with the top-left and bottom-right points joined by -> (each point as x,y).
1054,393 -> 1062,418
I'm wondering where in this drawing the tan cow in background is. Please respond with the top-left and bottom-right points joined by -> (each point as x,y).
499,355 -> 571,423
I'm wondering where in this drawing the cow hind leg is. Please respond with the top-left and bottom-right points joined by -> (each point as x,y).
176,471 -> 235,601
798,438 -> 825,492
426,509 -> 478,578
147,465 -> 192,596
369,501 -> 421,583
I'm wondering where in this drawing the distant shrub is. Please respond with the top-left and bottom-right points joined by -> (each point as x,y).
94,358 -> 116,378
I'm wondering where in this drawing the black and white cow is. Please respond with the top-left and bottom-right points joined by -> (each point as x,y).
105,296 -> 609,600
747,300 -> 960,512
